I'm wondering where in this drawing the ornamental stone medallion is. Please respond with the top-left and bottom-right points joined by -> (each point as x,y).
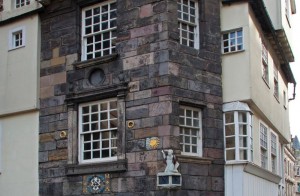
146,137 -> 160,150
83,174 -> 110,194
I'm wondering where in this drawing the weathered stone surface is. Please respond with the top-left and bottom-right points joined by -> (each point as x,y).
123,53 -> 154,70
39,0 -> 223,195
149,101 -> 172,116
126,105 -> 149,120
48,149 -> 68,161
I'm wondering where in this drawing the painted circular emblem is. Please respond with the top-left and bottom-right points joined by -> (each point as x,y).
146,137 -> 160,150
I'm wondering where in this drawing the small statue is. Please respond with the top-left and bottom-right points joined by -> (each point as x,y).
161,149 -> 179,173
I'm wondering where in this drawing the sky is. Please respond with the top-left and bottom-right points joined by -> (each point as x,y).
289,2 -> 300,137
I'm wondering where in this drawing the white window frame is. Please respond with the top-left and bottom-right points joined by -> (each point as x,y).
78,98 -> 118,164
262,41 -> 269,84
270,132 -> 277,173
296,166 -> 300,176
222,28 -> 243,54
15,0 -> 30,8
283,90 -> 287,108
260,122 -> 268,169
8,26 -> 26,50
177,0 -> 199,49
179,105 -> 202,157
81,1 -> 117,61
273,65 -> 279,99
224,111 -> 253,162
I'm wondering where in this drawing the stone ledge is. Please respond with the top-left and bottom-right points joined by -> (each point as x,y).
73,54 -> 118,69
66,159 -> 127,176
176,155 -> 213,164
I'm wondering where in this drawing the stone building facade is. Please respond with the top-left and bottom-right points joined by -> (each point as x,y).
39,0 -> 224,195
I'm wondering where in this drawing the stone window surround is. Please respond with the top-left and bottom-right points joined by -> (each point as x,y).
78,98 -> 118,163
66,55 -> 127,175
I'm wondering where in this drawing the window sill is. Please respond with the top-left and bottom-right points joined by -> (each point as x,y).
8,45 -> 25,51
222,49 -> 245,55
176,155 -> 213,164
66,159 -> 127,176
274,94 -> 280,103
262,77 -> 270,89
74,53 -> 118,69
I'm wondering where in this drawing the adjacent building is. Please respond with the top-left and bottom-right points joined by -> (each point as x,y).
38,0 -> 224,195
285,138 -> 296,196
221,0 -> 296,195
0,0 -> 42,195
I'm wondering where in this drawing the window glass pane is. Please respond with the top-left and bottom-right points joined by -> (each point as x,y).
84,152 -> 91,160
93,132 -> 100,140
226,137 -> 235,148
239,125 -> 247,135
225,125 -> 235,136
239,136 -> 247,147
239,150 -> 247,160
225,112 -> 234,123
226,150 -> 235,160
84,143 -> 91,150
238,112 -> 247,123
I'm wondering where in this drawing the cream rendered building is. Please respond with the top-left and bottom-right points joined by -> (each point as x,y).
221,0 -> 296,195
0,0 -> 42,195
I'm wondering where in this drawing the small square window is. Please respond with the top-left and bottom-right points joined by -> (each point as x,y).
222,29 -> 243,53
9,27 -> 26,50
15,0 -> 30,8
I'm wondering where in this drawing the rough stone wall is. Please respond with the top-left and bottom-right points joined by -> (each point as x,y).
39,0 -> 224,195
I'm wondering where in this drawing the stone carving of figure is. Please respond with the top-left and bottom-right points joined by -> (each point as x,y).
161,149 -> 179,173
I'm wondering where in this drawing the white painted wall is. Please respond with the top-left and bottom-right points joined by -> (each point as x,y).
221,2 -> 291,142
225,165 -> 279,196
243,171 -> 278,196
0,4 -> 40,195
0,112 -> 39,196
0,15 -> 40,115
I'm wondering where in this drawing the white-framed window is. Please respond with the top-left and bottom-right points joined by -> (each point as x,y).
78,99 -> 118,163
224,111 -> 253,162
271,132 -> 277,173
274,65 -> 279,99
296,166 -> 300,176
9,26 -> 25,50
262,41 -> 269,83
177,0 -> 199,49
285,0 -> 291,24
260,122 -> 268,169
179,106 -> 202,156
283,90 -> 287,108
15,0 -> 30,8
222,29 -> 243,53
81,1 -> 117,60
